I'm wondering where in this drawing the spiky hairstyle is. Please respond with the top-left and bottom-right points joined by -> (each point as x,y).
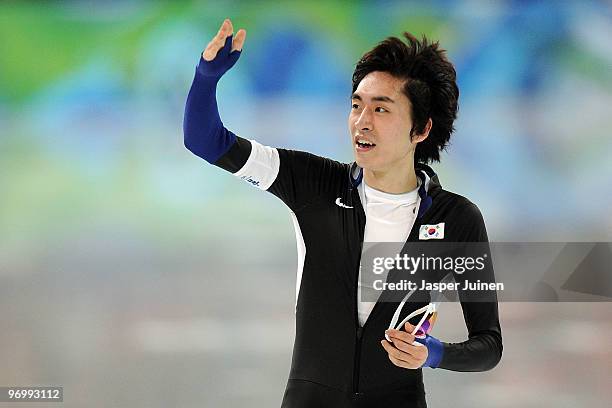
352,32 -> 459,164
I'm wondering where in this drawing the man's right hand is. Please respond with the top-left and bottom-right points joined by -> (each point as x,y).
203,18 -> 246,61
198,18 -> 246,79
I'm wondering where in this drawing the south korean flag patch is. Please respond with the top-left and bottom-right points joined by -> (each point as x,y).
419,223 -> 445,240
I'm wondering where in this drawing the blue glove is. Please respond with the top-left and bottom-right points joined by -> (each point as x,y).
414,334 -> 444,368
197,35 -> 242,80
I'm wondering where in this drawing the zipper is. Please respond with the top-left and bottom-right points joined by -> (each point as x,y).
351,181 -> 366,395
353,326 -> 364,395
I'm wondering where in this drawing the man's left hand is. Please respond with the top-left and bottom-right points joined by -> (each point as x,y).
381,322 -> 428,369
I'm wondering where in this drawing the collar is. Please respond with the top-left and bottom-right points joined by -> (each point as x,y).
349,162 -> 439,219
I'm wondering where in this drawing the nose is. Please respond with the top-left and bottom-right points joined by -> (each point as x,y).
354,108 -> 373,132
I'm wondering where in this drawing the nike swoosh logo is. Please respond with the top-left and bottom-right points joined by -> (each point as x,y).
335,197 -> 353,209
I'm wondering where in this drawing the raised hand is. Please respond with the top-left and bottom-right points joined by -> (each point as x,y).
203,18 -> 246,61
199,19 -> 246,79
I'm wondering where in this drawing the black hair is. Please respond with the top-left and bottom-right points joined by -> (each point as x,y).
352,32 -> 459,164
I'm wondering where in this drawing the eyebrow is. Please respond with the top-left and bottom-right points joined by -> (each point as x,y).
351,93 -> 395,103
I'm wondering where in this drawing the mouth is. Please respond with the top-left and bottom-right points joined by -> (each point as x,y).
354,137 -> 376,152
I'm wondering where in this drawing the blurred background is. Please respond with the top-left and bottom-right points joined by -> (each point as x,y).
1,0 -> 611,407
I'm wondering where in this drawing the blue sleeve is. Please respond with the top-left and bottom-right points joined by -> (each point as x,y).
183,35 -> 248,166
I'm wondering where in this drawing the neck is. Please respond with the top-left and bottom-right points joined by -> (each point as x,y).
363,161 -> 418,194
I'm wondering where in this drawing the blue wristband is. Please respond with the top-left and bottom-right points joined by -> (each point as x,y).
414,334 -> 444,368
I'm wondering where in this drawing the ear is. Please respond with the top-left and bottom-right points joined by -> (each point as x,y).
411,118 -> 433,143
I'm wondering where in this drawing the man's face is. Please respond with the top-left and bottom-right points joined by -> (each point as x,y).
348,71 -> 416,172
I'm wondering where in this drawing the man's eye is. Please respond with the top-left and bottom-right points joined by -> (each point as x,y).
351,104 -> 359,109
375,107 -> 388,113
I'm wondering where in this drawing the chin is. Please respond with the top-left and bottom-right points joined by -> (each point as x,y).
354,155 -> 366,167
354,156 -> 378,171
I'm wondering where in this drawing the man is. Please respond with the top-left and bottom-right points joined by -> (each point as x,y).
184,18 -> 502,408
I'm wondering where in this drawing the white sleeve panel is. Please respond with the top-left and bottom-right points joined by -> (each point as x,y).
233,139 -> 280,191
289,211 -> 306,313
